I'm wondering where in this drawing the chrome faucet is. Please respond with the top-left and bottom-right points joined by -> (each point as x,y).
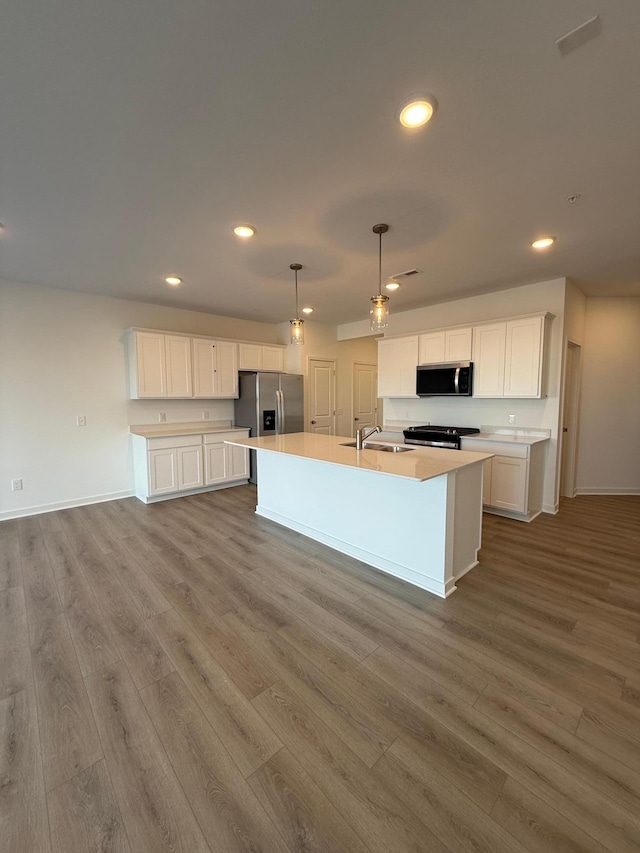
355,424 -> 381,450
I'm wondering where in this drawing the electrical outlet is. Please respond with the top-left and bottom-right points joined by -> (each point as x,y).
202,410 -> 210,420
508,413 -> 516,424
158,412 -> 167,423
77,415 -> 87,427
11,478 -> 23,491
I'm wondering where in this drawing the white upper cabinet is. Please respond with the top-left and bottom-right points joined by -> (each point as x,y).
503,315 -> 544,397
419,328 -> 472,364
445,327 -> 472,362
472,323 -> 507,397
238,343 -> 285,372
131,331 -> 192,398
473,315 -> 546,398
165,335 -> 193,397
377,336 -> 419,397
133,332 -> 166,398
192,338 -> 238,398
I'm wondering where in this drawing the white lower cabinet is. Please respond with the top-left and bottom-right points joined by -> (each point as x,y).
133,429 -> 250,502
462,438 -> 547,522
204,432 -> 249,484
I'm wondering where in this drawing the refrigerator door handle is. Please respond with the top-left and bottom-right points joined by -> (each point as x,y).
275,389 -> 283,435
280,389 -> 286,434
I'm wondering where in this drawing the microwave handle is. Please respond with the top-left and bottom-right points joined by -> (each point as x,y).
454,367 -> 460,394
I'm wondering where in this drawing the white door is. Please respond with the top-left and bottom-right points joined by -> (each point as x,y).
445,327 -> 472,362
216,341 -> 239,397
490,456 -> 528,512
504,316 -> 543,397
177,445 -> 203,490
192,338 -> 217,397
560,342 -> 582,498
136,332 -> 166,397
238,343 -> 262,370
227,444 -> 249,480
165,335 -> 193,397
472,323 -> 506,397
352,363 -> 377,437
308,358 -> 335,434
204,443 -> 227,485
262,346 -> 284,372
418,332 -> 445,365
377,336 -> 419,397
148,448 -> 178,495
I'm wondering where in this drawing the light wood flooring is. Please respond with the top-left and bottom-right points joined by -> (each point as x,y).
1,488 -> 639,852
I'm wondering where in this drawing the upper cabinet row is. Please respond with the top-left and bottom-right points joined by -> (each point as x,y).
128,330 -> 285,399
378,314 -> 547,398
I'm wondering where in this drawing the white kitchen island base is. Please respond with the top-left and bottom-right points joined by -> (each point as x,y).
253,447 -> 485,598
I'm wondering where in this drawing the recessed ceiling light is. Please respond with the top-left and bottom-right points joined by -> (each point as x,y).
385,281 -> 401,291
233,224 -> 256,238
531,236 -> 556,250
165,276 -> 183,286
302,307 -> 314,314
397,94 -> 437,128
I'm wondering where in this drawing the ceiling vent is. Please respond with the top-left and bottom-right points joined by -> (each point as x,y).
392,268 -> 422,278
556,15 -> 602,57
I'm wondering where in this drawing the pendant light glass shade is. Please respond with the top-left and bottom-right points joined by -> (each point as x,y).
289,263 -> 304,345
370,224 -> 390,332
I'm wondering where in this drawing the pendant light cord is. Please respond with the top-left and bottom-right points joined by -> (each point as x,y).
378,230 -> 383,298
295,267 -> 299,318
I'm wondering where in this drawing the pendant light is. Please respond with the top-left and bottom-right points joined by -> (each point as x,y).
289,263 -> 305,345
370,223 -> 390,331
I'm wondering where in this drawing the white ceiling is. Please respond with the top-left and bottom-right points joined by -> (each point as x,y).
1,1 -> 639,325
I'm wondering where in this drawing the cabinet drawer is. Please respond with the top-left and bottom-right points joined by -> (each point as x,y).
147,434 -> 203,450
203,430 -> 249,445
461,439 -> 528,459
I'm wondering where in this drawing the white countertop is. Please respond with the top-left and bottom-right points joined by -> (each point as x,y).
383,422 -> 551,446
226,432 -> 492,482
130,422 -> 250,439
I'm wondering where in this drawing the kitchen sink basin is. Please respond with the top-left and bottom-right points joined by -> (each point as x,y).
339,441 -> 414,453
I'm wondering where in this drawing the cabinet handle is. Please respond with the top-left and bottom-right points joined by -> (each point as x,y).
354,417 -> 359,421
311,420 -> 317,424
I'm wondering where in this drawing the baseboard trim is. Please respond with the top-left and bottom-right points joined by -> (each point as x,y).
255,506 -> 451,598
575,487 -> 640,496
138,480 -> 249,504
0,489 -> 136,522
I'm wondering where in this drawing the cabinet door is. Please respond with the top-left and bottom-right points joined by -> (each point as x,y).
445,327 -> 472,362
489,456 -> 528,512
135,332 -> 166,398
215,341 -> 239,397
472,323 -> 506,397
226,443 -> 249,480
204,442 -> 227,484
377,337 -> 419,397
504,316 -> 544,397
418,332 -> 445,364
262,346 -> 284,372
148,448 -> 178,495
239,343 -> 262,371
192,338 -> 217,398
165,335 -> 193,397
177,445 -> 203,490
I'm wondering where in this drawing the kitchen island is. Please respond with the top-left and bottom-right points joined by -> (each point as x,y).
226,433 -> 492,598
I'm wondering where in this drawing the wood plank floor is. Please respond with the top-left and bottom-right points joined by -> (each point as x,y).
1,489 -> 639,852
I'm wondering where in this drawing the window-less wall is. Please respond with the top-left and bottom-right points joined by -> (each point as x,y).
0,279 -> 282,518
576,297 -> 640,494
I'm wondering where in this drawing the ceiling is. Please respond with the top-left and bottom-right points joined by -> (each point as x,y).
1,0 -> 639,326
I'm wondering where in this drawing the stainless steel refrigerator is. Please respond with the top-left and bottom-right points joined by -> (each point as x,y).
234,372 -> 304,483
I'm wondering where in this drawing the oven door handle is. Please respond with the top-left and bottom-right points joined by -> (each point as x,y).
454,367 -> 460,394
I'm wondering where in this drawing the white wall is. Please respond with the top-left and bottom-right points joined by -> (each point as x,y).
0,279 -> 282,518
339,279 -> 567,513
576,297 -> 640,494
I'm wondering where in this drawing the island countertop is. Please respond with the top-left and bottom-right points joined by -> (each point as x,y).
226,432 -> 492,482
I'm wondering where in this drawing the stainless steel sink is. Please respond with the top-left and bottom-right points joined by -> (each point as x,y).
339,441 -> 414,453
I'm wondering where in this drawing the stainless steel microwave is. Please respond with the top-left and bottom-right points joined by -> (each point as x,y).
416,361 -> 473,396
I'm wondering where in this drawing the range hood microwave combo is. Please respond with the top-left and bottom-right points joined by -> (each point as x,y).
416,361 -> 473,397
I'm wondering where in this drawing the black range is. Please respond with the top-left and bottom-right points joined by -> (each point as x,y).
403,425 -> 480,450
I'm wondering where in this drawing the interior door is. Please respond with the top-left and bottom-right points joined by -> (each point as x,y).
352,362 -> 377,437
308,358 -> 335,434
